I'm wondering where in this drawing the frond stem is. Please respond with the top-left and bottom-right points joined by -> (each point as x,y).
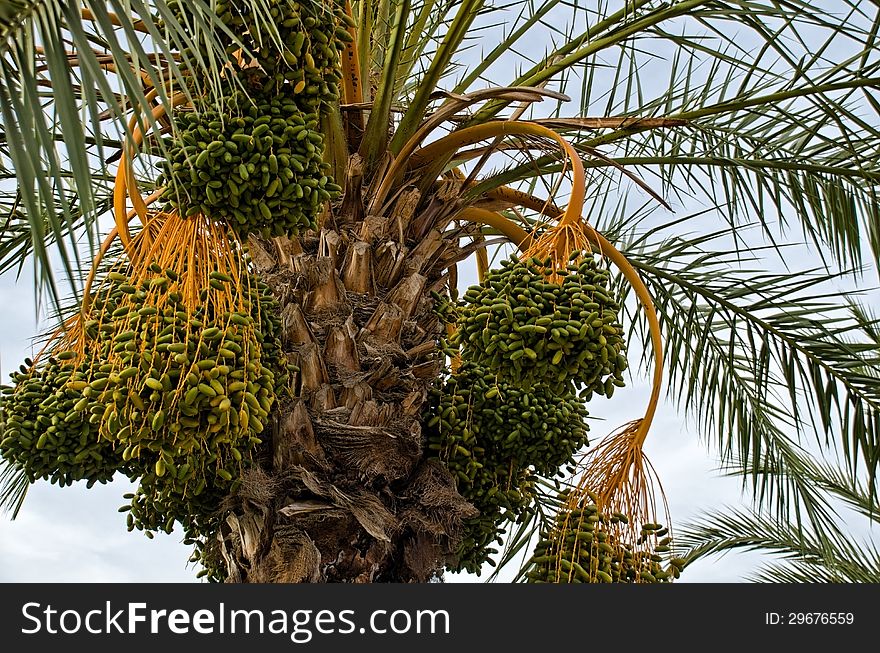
413,121 -> 585,227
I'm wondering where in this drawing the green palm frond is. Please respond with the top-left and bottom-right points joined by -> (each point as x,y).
394,0 -> 459,96
678,507 -> 880,582
613,220 -> 880,510
847,300 -> 880,353
390,0 -> 484,150
360,0 -> 412,166
0,460 -> 29,518
677,498 -> 880,583
0,0 -> 280,308
457,0 -> 880,271
669,414 -> 880,581
796,458 -> 880,524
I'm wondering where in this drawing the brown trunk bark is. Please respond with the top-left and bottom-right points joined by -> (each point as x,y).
216,190 -> 477,582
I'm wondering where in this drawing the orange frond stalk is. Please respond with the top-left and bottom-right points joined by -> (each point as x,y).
484,186 -> 563,218
81,226 -> 124,319
84,190 -> 165,314
411,121 -> 585,227
590,229 -> 664,438
476,246 -> 489,283
80,8 -> 150,34
454,207 -> 533,249
114,91 -> 188,253
372,103 -> 575,213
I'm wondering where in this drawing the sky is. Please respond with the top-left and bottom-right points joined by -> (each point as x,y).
1,0 -> 877,583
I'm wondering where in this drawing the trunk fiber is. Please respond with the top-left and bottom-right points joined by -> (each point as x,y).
217,179 -> 477,582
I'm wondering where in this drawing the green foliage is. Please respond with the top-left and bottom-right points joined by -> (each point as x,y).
610,219 -> 880,529
674,456 -> 880,583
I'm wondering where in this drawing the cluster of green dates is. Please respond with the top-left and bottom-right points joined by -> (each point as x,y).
425,359 -> 590,573
0,356 -> 125,487
455,255 -> 627,396
88,267 -> 285,532
0,264 -> 286,559
430,290 -> 458,326
158,91 -> 340,237
452,466 -> 536,575
427,361 -> 589,480
160,0 -> 351,238
525,501 -> 683,583
167,0 -> 352,110
426,254 -> 630,573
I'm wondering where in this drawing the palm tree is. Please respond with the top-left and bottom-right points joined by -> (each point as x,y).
1,0 -> 879,583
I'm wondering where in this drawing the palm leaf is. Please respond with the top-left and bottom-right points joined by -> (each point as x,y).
359,0 -> 412,167
0,460 -> 29,518
0,1 -> 282,308
613,221 -> 880,510
677,488 -> 880,583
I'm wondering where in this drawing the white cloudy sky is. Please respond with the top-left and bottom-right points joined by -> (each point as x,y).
1,0 -> 877,583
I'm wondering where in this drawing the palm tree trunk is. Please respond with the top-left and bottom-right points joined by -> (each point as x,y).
217,166 -> 476,582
